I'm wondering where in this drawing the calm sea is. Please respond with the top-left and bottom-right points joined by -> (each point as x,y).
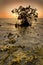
0,18 -> 43,46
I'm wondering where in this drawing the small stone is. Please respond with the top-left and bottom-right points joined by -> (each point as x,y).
11,61 -> 20,65
0,25 -> 2,27
37,34 -> 39,36
9,38 -> 16,44
8,33 -> 13,38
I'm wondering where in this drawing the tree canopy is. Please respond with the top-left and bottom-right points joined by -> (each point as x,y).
11,5 -> 38,25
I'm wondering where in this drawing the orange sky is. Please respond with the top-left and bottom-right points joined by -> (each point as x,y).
0,0 -> 43,18
0,7 -> 43,18
0,9 -> 43,18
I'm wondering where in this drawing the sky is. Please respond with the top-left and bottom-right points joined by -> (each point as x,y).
0,0 -> 43,18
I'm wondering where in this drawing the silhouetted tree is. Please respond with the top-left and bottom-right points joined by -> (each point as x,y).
11,5 -> 38,26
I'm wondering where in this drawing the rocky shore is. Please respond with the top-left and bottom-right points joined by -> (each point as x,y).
0,32 -> 43,65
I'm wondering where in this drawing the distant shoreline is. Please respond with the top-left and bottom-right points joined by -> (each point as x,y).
0,18 -> 43,19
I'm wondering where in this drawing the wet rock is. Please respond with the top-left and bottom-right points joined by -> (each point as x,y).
7,46 -> 18,54
11,61 -> 20,65
16,33 -> 20,38
8,38 -> 16,44
7,32 -> 20,44
37,34 -> 39,36
26,61 -> 35,65
37,48 -> 43,56
18,45 -> 25,49
4,35 -> 6,38
7,33 -> 17,44
0,44 -> 43,65
8,33 -> 13,38
0,25 -> 2,27
0,45 -> 19,54
25,55 -> 38,65
33,46 -> 43,56
0,45 -> 9,52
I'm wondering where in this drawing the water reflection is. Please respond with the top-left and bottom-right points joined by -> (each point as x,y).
15,26 -> 28,36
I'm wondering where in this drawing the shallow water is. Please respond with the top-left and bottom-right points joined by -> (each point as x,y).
0,18 -> 43,65
0,18 -> 43,46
